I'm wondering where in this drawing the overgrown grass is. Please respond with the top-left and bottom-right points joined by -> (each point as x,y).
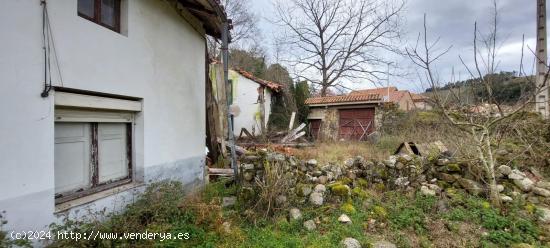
292,142 -> 392,165
45,180 -> 547,248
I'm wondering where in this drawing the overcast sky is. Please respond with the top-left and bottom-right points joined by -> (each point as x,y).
249,0 -> 541,93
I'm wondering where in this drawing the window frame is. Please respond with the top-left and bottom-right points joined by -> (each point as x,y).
78,0 -> 121,33
54,121 -> 133,205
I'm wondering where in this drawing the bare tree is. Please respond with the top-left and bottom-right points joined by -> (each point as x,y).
208,0 -> 261,58
407,2 -> 550,206
274,0 -> 404,96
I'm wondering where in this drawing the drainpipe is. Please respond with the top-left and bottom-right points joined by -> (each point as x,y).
222,21 -> 238,182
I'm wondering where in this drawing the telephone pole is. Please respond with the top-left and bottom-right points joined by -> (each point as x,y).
536,0 -> 549,119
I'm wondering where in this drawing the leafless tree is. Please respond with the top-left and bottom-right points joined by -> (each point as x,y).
208,0 -> 261,58
407,2 -> 550,206
274,0 -> 405,96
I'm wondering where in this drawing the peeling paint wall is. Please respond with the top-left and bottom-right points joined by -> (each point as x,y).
318,108 -> 340,141
229,70 -> 273,136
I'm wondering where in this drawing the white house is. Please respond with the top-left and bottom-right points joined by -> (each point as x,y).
0,0 -> 227,235
229,69 -> 282,137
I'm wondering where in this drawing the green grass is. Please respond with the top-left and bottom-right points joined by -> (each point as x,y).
45,180 -> 547,248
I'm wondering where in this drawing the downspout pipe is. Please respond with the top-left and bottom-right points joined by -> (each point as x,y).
222,21 -> 238,182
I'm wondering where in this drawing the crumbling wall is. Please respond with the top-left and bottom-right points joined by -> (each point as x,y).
319,108 -> 339,141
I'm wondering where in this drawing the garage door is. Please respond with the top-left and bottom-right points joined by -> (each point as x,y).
338,108 -> 375,141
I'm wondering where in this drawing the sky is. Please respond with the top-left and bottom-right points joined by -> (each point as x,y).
248,0 -> 541,93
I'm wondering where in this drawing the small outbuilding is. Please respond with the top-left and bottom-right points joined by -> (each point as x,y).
305,94 -> 384,141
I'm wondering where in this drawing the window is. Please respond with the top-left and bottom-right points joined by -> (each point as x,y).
54,120 -> 132,204
78,0 -> 121,32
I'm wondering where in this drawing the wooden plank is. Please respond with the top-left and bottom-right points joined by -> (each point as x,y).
288,112 -> 296,131
208,167 -> 234,175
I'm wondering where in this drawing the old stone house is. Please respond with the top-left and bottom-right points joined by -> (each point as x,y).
305,94 -> 385,141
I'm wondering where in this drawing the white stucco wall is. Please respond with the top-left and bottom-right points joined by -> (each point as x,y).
229,71 -> 273,136
0,0 -> 206,235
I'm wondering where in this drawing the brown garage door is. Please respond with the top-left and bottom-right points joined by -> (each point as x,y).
309,119 -> 322,140
338,108 -> 375,141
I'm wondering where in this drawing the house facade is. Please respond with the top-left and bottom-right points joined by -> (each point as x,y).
350,87 -> 417,111
411,93 -> 434,110
229,69 -> 281,137
0,0 -> 226,234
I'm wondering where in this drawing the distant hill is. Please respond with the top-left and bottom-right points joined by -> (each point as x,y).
425,72 -> 536,105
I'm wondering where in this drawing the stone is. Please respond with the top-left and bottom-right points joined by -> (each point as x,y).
395,177 -> 410,187
497,165 -> 512,176
395,162 -> 405,170
428,184 -> 441,192
298,185 -> 312,196
533,187 -> 550,197
242,163 -> 255,170
276,195 -> 287,206
384,156 -> 397,167
513,178 -> 534,192
536,181 -> 550,190
438,173 -> 456,183
437,158 -> 450,166
303,220 -> 316,231
309,192 -> 324,206
457,178 -> 484,196
500,195 -> 513,203
538,207 -> 550,223
401,154 -> 413,162
222,197 -> 237,207
495,149 -> 509,156
314,184 -> 326,193
312,170 -> 323,177
340,238 -> 361,248
445,163 -> 461,172
373,240 -> 397,248
243,171 -> 255,181
338,214 -> 352,224
508,169 -> 526,180
495,184 -> 505,193
347,171 -> 357,180
289,208 -> 302,220
307,159 -> 318,166
345,158 -> 354,167
318,175 -> 328,184
420,185 -> 436,196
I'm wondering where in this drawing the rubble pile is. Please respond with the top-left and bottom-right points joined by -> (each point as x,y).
236,148 -> 550,224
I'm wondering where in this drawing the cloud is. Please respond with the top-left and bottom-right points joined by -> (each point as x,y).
251,0 -> 539,92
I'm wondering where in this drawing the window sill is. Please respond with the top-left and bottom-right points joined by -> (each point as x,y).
54,182 -> 143,213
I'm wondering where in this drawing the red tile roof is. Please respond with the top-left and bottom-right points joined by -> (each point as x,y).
350,87 -> 413,103
234,69 -> 283,92
305,94 -> 382,105
349,87 -> 398,96
411,93 -> 429,102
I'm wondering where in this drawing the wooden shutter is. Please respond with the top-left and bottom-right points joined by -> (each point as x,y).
54,123 -> 92,194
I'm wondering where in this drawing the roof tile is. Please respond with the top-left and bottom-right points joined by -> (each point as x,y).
305,94 -> 382,105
